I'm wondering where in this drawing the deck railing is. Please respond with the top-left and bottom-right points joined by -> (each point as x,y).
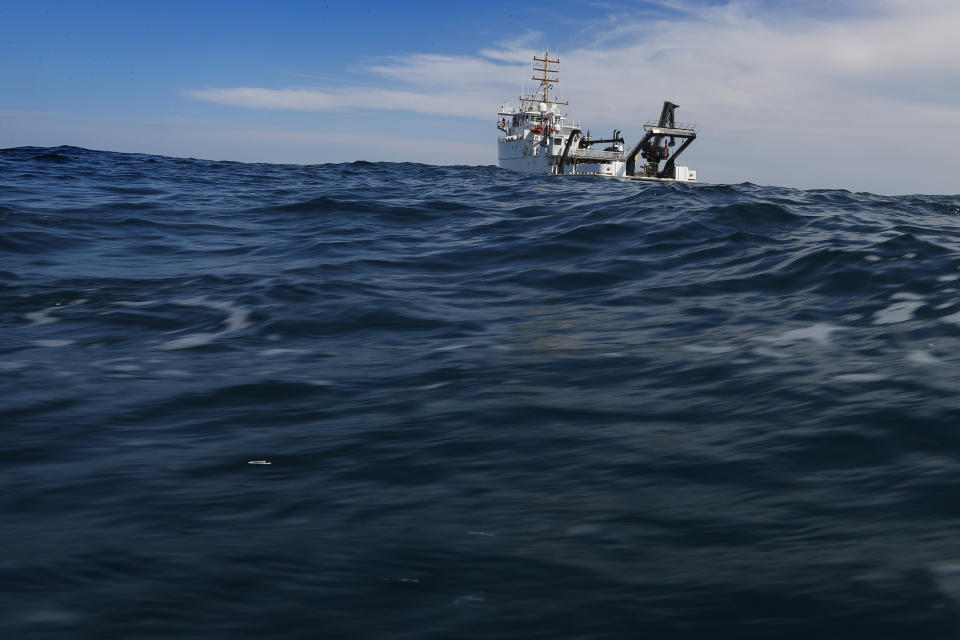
565,148 -> 623,161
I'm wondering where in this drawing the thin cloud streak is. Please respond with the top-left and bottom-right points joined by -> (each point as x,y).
183,86 -> 503,119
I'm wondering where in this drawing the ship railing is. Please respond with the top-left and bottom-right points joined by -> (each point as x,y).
643,120 -> 698,132
566,148 -> 623,161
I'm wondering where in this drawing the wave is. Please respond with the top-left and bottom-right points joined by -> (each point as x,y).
6,145 -> 960,638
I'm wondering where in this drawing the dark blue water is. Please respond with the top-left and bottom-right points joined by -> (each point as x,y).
4,145 -> 960,638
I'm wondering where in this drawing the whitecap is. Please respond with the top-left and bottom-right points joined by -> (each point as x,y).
160,297 -> 252,350
930,562 -> 960,600
941,311 -> 960,327
156,369 -> 191,377
24,306 -> 60,325
683,344 -> 735,354
938,275 -> 959,282
832,373 -> 887,382
433,344 -> 469,352
872,300 -> 924,325
752,346 -> 790,359
907,350 -> 940,364
20,607 -> 80,625
418,381 -> 452,391
763,323 -> 844,345
174,297 -> 251,330
32,339 -> 75,347
24,298 -> 88,325
107,364 -> 143,372
891,292 -> 923,301
161,332 -> 221,350
260,348 -> 305,356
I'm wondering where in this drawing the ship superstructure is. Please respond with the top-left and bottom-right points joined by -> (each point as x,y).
497,52 -> 697,182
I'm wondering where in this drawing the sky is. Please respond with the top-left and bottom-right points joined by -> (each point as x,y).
2,0 -> 958,194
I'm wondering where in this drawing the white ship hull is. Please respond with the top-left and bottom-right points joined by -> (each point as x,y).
497,137 -> 630,178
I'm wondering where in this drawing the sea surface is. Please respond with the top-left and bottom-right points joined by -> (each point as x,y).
4,145 -> 960,638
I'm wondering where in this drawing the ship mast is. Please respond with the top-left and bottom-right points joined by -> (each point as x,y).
522,51 -> 568,110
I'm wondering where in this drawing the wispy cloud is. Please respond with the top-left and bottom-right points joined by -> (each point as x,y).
183,86 -> 501,119
183,51 -> 525,120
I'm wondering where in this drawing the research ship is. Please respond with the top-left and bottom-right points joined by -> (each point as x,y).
497,52 -> 697,182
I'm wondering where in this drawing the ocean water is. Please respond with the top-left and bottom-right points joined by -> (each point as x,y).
4,144 -> 960,638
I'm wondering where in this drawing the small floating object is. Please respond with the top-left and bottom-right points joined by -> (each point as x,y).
248,460 -> 271,465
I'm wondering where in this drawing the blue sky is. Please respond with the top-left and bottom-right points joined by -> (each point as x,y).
2,1 -> 958,194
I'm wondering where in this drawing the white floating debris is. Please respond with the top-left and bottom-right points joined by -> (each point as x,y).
248,460 -> 271,465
